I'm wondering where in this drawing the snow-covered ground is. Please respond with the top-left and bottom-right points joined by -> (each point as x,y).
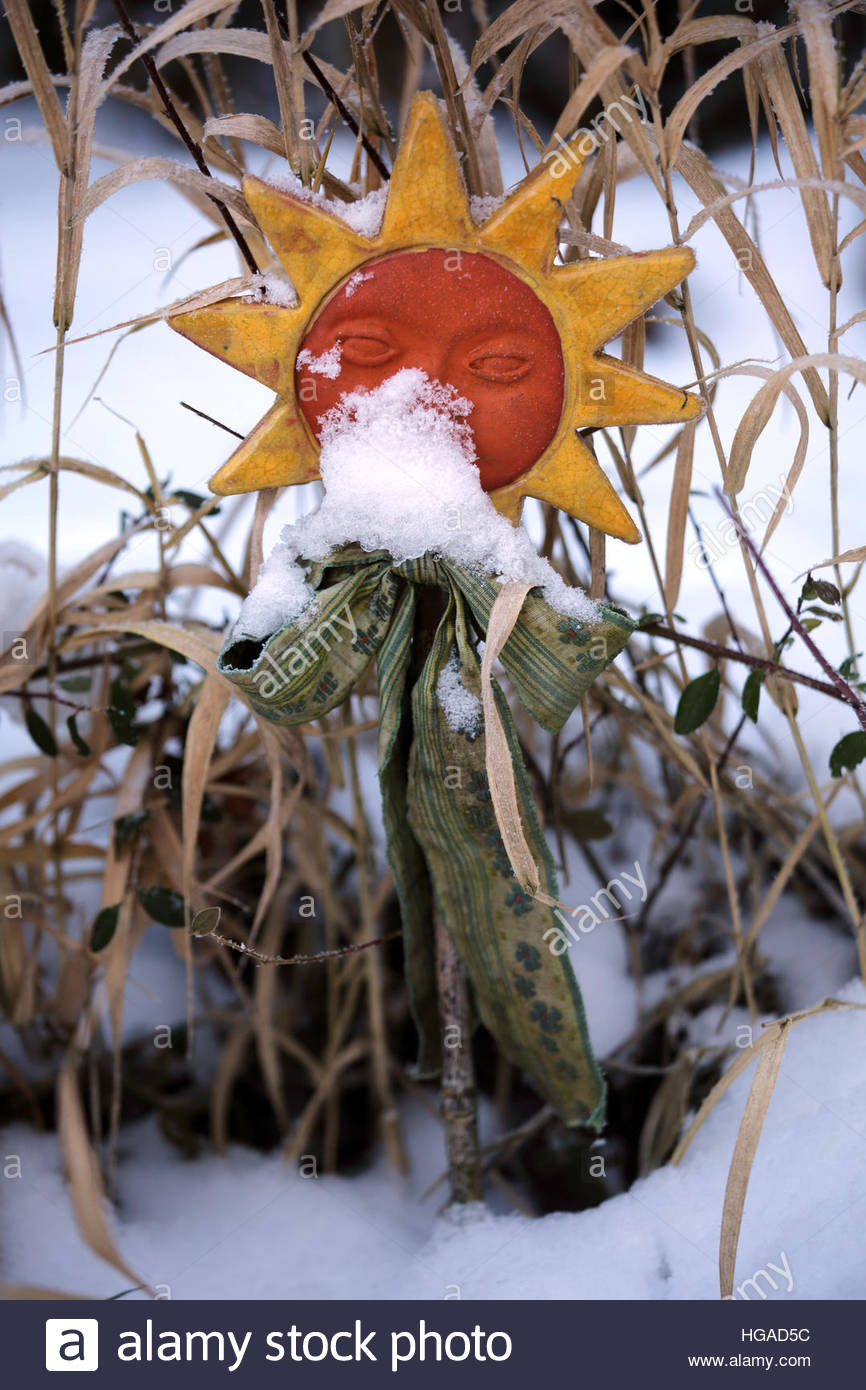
4,977 -> 866,1300
2,100 -> 866,1299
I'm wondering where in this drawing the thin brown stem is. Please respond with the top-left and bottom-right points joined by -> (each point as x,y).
112,0 -> 258,275
715,489 -> 866,730
641,623 -> 846,702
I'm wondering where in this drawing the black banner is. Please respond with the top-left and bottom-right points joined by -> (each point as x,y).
6,1298 -> 850,1386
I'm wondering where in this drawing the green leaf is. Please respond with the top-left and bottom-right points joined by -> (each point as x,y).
108,676 -> 139,747
137,886 -> 186,927
829,731 -> 866,779
171,488 -> 220,515
25,706 -> 58,757
191,906 -> 221,935
562,808 -> 613,841
741,669 -> 765,723
91,903 -> 121,952
66,712 -> 91,757
59,675 -> 92,693
808,575 -> 841,606
800,617 -> 822,633
113,809 -> 150,852
674,668 -> 721,736
804,605 -> 842,622
839,653 -> 862,681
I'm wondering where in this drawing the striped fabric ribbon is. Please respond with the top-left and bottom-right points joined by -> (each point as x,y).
218,544 -> 634,1128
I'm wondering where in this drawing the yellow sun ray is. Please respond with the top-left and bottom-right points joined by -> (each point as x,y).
170,298 -> 304,395
491,431 -> 640,541
570,355 -> 702,428
554,246 -> 695,349
209,402 -> 320,494
244,175 -> 374,300
481,140 -> 586,277
380,93 -> 475,244
170,91 -> 702,537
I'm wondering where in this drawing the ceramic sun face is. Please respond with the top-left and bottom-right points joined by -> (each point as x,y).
170,93 -> 701,542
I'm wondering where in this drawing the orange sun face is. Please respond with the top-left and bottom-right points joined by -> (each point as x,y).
296,248 -> 565,492
169,93 -> 702,542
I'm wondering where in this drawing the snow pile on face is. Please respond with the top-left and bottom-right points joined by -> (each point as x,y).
233,369 -> 601,639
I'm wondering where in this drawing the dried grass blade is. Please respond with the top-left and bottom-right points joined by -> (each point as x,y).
717,362 -> 809,503
250,721 -> 287,937
0,1284 -> 97,1300
76,619 -> 221,672
545,45 -> 634,150
74,158 -> 247,225
797,0 -> 840,182
203,112 -> 286,159
665,26 -> 791,168
155,29 -> 271,72
482,582 -> 539,894
469,0 -> 564,74
719,1025 -> 788,1299
664,421 -> 696,611
182,674 -> 232,925
105,0 -> 237,92
4,0 -> 68,169
804,544 -> 866,570
211,1023 -> 251,1153
730,352 -> 866,487
674,143 -> 830,423
305,0 -> 370,37
758,37 -> 833,285
261,0 -> 298,170
57,1059 -> 150,1291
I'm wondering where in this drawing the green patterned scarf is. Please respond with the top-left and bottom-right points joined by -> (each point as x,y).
218,544 -> 633,1129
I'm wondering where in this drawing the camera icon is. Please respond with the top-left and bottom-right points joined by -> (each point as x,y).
45,1320 -> 99,1372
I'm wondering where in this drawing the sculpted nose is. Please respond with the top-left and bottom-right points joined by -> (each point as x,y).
403,344 -> 449,383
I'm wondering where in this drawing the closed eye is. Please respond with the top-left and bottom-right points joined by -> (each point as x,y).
339,332 -> 397,367
469,352 -> 532,384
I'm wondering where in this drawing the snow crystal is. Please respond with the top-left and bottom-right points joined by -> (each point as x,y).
266,173 -> 388,240
436,653 -> 482,736
250,270 -> 297,308
469,193 -> 506,225
229,544 -> 317,643
297,343 -> 342,378
343,270 -> 374,298
233,369 -> 601,639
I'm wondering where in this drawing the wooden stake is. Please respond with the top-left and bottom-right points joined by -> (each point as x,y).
412,582 -> 482,1204
435,907 -> 482,1203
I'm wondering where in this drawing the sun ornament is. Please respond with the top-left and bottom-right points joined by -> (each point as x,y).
172,93 -> 704,1160
170,92 -> 701,539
